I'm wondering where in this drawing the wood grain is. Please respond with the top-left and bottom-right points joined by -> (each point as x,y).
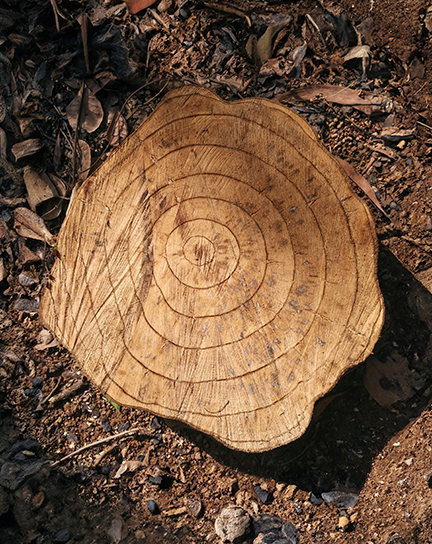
40,86 -> 385,452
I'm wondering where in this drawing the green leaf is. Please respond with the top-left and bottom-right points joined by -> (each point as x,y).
106,397 -> 121,412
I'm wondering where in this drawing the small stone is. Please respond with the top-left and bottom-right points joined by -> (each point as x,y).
151,416 -> 161,429
321,491 -> 359,509
118,422 -> 130,432
32,377 -> 43,388
254,484 -> 271,504
282,522 -> 298,543
14,297 -> 39,313
18,273 -> 37,287
253,514 -> 284,535
147,500 -> 158,514
101,417 -> 112,432
309,492 -> 323,506
404,458 -> 413,466
338,516 -> 350,531
54,529 -> 71,543
187,499 -> 202,518
215,506 -> 251,543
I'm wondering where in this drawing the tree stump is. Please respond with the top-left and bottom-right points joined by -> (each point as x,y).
40,86 -> 385,452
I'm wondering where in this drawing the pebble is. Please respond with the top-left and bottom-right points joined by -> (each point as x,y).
254,484 -> 271,504
252,515 -> 298,544
308,492 -> 323,506
54,529 -> 71,542
101,418 -> 112,432
187,499 -> 202,518
282,522 -> 298,543
147,500 -> 159,514
321,491 -> 359,509
338,516 -> 350,531
151,416 -> 161,429
32,377 -> 43,388
13,297 -> 39,313
18,273 -> 37,287
215,506 -> 251,543
117,422 -> 130,432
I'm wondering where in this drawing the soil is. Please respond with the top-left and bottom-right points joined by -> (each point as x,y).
1,1 -> 432,543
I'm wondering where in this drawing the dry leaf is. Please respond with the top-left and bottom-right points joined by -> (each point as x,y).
13,207 -> 54,245
343,45 -> 371,62
277,85 -> 384,116
380,127 -> 416,143
11,138 -> 44,161
35,329 -> 59,350
23,166 -> 57,212
36,196 -> 65,222
364,354 -> 415,408
17,238 -> 43,265
114,460 -> 142,478
336,157 -> 389,217
124,0 -> 157,14
66,86 -> 104,133
77,140 -> 91,181
107,108 -> 128,147
248,14 -> 292,65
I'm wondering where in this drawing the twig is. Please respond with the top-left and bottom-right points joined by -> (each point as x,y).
417,120 -> 432,133
49,377 -> 85,404
51,428 -> 142,467
80,13 -> 91,74
41,377 -> 62,405
202,1 -> 251,26
50,0 -> 61,32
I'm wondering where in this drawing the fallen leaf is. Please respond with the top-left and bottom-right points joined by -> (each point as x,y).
288,42 -> 308,77
36,196 -> 65,222
343,44 -> 370,62
364,353 -> 415,408
23,166 -> 57,212
380,127 -> 416,143
35,329 -> 59,350
17,238 -> 43,265
277,85 -> 384,116
13,207 -> 54,245
66,86 -> 104,133
11,139 -> 44,161
408,57 -> 425,79
124,0 -> 157,14
336,157 -> 389,217
114,460 -> 142,479
248,14 -> 292,65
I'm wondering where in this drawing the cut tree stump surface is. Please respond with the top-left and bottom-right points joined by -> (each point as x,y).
40,86 -> 384,452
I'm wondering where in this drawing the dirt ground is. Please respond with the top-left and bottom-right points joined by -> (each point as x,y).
2,0 -> 432,543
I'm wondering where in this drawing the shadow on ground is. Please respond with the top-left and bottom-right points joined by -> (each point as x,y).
167,245 -> 432,494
